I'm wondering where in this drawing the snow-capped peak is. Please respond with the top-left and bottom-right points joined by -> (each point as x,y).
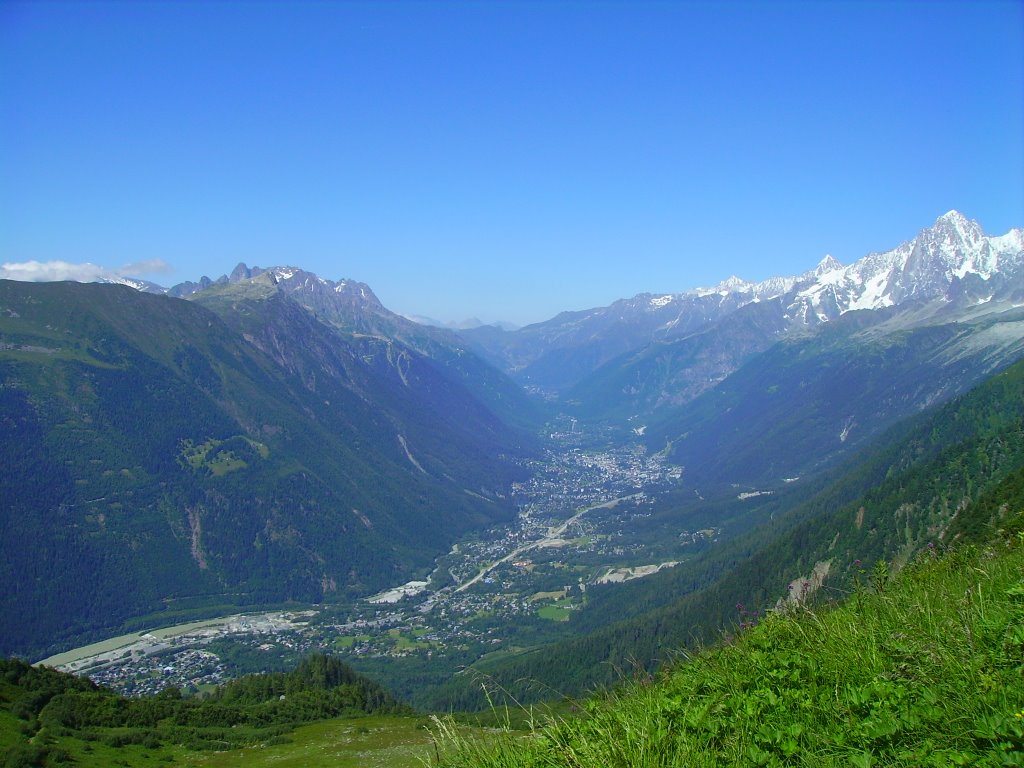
649,294 -> 675,308
692,275 -> 752,297
937,209 -> 971,226
789,212 -> 1022,323
270,267 -> 297,281
929,209 -> 984,246
641,212 -> 1020,330
718,275 -> 749,291
813,255 -> 843,275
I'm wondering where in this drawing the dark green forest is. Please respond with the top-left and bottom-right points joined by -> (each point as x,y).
0,653 -> 404,764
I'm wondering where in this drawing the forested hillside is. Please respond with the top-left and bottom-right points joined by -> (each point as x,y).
644,303 -> 1024,488
0,654 -> 404,765
424,357 -> 1024,710
0,280 -> 536,659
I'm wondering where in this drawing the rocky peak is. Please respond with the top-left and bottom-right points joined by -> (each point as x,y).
924,210 -> 984,249
229,262 -> 264,282
813,255 -> 843,275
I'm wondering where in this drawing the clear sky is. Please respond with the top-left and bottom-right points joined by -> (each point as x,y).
2,1 -> 1022,326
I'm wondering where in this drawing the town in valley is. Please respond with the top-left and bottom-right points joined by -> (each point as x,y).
42,427 -> 720,698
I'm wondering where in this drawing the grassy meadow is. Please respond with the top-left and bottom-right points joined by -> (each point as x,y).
432,535 -> 1024,767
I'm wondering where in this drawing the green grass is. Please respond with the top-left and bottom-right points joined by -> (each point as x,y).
396,635 -> 430,651
0,708 -> 183,768
182,715 -> 439,768
535,606 -> 570,622
0,706 -> 25,753
536,601 -> 572,622
0,714 -> 449,768
433,536 -> 1024,767
179,437 -> 268,476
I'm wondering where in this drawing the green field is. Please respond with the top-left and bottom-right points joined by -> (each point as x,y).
184,716 -> 440,768
0,712 -> 473,768
536,600 -> 572,622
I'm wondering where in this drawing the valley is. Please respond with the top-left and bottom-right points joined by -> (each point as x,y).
4,6 -> 1022,762
36,424 -> 699,702
3,210 -> 1024,765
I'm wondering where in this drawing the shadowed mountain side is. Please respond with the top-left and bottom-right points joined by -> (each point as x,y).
644,301 -> 1024,489
192,267 -> 548,432
564,297 -> 790,422
0,280 -> 533,659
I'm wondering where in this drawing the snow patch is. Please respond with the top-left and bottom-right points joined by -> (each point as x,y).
397,434 -> 428,475
649,295 -> 675,308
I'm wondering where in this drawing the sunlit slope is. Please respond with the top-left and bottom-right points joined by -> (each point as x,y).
434,525 -> 1024,767
423,357 -> 1024,710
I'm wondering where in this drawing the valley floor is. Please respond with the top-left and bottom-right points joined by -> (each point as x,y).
38,424 -> 705,703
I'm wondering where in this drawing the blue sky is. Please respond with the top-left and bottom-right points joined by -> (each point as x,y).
2,1 -> 1022,325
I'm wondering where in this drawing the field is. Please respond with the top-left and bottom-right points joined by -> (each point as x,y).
0,712 -> 495,768
184,716 -> 439,768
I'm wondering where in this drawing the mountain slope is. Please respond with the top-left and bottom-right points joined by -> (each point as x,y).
424,356 -> 1024,709
190,274 -> 536,492
0,280 -> 532,659
189,264 -> 547,431
436,528 -> 1024,766
564,296 -> 790,421
463,211 -> 1024,400
645,299 -> 1024,488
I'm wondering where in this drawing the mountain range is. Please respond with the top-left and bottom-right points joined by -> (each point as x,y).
460,211 -> 1024,486
2,209 -> 1023,667
461,210 -> 1024,395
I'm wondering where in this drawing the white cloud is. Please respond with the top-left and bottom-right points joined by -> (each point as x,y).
0,260 -> 116,283
0,258 -> 174,284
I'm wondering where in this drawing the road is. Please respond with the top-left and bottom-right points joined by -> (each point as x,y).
453,494 -> 636,593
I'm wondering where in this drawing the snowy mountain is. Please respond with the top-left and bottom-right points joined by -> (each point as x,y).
786,211 -> 1024,323
61,210 -> 1024,403
645,211 -> 1023,327
461,211 -> 1024,391
95,275 -> 168,293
